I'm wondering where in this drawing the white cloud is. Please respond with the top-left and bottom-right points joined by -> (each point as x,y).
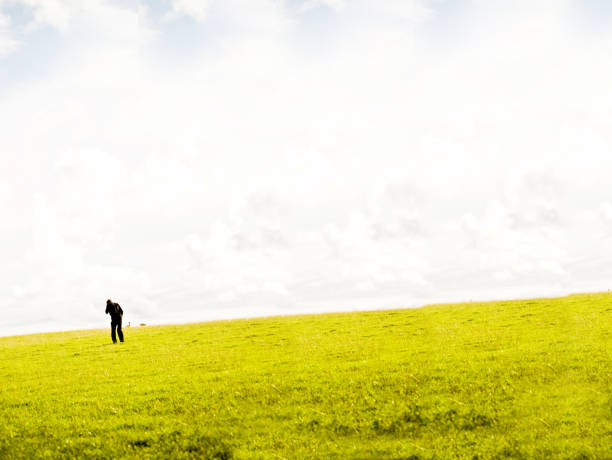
1,0 -> 153,46
1,0 -> 612,335
20,0 -> 73,30
300,0 -> 346,12
0,10 -> 18,57
168,0 -> 212,22
167,0 -> 291,36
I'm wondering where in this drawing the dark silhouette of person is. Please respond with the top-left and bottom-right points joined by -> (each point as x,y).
105,299 -> 124,343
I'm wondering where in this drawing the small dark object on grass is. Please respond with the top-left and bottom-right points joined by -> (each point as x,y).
140,323 -> 146,327
105,299 -> 124,343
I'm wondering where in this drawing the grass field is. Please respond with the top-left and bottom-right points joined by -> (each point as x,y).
1,293 -> 611,459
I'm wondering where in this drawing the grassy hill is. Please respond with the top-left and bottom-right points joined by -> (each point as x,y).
1,293 -> 611,459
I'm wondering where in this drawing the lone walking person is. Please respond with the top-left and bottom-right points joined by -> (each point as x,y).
105,299 -> 124,343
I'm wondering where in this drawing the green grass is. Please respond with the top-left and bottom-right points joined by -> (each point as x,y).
1,293 -> 611,459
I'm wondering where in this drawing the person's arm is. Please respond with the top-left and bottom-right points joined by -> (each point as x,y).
117,304 -> 123,316
105,305 -> 109,315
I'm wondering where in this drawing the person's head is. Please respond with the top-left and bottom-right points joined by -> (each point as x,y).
107,299 -> 112,305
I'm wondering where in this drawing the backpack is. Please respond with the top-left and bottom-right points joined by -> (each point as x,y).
107,302 -> 123,317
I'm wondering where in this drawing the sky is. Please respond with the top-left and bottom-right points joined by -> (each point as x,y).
1,0 -> 612,336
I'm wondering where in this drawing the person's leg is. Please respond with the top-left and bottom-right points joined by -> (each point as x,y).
111,322 -> 117,343
117,319 -> 124,342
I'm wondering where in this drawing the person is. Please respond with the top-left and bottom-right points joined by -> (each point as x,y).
105,299 -> 124,343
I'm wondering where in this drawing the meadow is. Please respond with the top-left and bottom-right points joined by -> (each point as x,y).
0,293 -> 611,459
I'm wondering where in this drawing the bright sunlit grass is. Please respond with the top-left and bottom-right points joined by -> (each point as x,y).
1,292 -> 611,459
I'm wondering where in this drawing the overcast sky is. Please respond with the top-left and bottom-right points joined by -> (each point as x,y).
1,0 -> 612,336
